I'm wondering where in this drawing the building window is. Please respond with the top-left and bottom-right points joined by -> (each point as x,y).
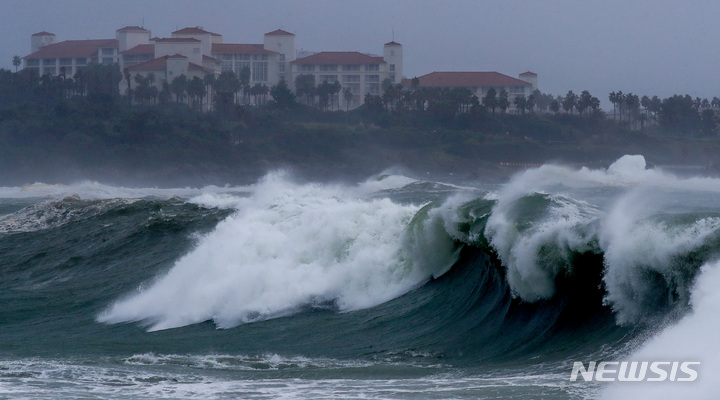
26,59 -> 39,67
43,67 -> 56,75
365,64 -> 379,71
346,83 -> 360,94
43,58 -> 56,66
365,75 -> 379,82
389,64 -> 395,72
342,75 -> 360,83
342,64 -> 360,72
390,50 -> 395,56
102,48 -> 115,55
300,64 -> 315,72
221,61 -> 233,72
388,74 -> 396,83
319,64 -> 338,72
59,58 -> 72,66
222,54 -> 233,60
279,54 -> 285,61
102,58 -> 114,64
279,64 -> 285,72
320,75 -> 338,83
252,61 -> 268,82
365,83 -> 380,95
235,61 -> 250,75
75,58 -> 87,66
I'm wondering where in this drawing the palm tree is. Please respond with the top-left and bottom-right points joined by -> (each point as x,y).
343,87 -> 353,111
203,73 -> 216,110
330,81 -> 342,110
188,76 -> 206,110
250,83 -> 265,105
295,74 -> 316,106
158,81 -> 171,105
497,89 -> 510,114
12,55 -> 21,72
124,70 -> 132,105
562,90 -> 577,114
513,95 -> 526,115
609,91 -> 618,119
526,94 -> 535,115
482,88 -> 498,114
269,79 -> 295,108
625,93 -> 640,125
213,70 -> 240,111
238,66 -> 251,104
577,90 -> 593,116
170,74 -> 188,104
316,81 -> 331,110
615,91 -> 625,121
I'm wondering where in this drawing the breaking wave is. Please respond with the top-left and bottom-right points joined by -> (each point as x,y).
87,155 -> 720,338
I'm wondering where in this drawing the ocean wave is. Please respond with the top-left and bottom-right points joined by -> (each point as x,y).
97,174 -> 456,331
92,156 -> 720,333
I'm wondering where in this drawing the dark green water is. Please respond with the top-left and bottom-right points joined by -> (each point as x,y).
1,158 -> 718,399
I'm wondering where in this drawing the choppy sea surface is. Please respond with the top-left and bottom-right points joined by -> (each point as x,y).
1,155 -> 718,399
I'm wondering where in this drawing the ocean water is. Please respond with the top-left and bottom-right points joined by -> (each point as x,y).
1,156 -> 718,399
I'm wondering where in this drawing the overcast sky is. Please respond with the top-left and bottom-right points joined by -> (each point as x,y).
2,0 -> 719,107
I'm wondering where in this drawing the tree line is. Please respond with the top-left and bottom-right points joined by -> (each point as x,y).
3,57 -> 720,136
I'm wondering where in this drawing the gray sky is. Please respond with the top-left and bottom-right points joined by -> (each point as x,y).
2,0 -> 719,106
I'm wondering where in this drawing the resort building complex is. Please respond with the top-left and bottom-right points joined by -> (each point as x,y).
21,25 -> 536,110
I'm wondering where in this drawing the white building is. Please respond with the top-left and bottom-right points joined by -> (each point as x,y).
402,71 -> 538,112
23,32 -> 119,77
22,26 -> 411,109
290,41 -> 403,109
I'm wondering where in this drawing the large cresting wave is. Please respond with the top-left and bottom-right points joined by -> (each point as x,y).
97,173 -> 459,331
97,155 -> 720,351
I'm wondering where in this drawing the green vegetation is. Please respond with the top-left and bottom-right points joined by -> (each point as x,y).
2,64 -> 720,186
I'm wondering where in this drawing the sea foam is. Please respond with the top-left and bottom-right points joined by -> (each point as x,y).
485,155 -> 720,323
98,174 -> 451,331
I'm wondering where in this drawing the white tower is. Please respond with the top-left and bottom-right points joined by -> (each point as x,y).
31,31 -> 55,53
519,71 -> 538,91
383,41 -> 402,83
264,29 -> 296,83
116,26 -> 151,52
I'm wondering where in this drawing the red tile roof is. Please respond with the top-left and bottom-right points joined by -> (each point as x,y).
265,29 -> 295,36
32,31 -> 55,36
126,56 -> 168,71
203,54 -> 221,63
519,71 -> 537,76
187,63 -> 211,72
24,39 -> 118,59
117,26 -> 150,32
119,44 -> 154,55
155,37 -> 201,43
292,51 -> 384,65
172,27 -> 220,36
384,41 -> 402,46
408,72 -> 532,88
125,55 -> 211,73
211,43 -> 277,54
